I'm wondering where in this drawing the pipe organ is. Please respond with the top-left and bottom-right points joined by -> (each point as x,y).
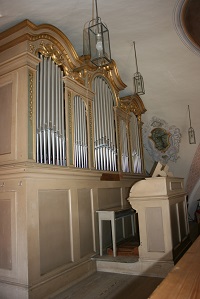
35,58 -> 145,173
0,20 -> 147,299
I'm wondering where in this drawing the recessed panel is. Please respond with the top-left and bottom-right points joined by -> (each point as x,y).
170,182 -> 182,191
146,207 -> 165,252
78,189 -> 93,257
0,83 -> 12,155
0,199 -> 12,269
98,188 -> 121,209
39,190 -> 71,275
178,201 -> 187,239
170,204 -> 180,247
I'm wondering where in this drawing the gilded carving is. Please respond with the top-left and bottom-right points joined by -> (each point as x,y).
137,115 -> 142,123
73,56 -> 125,94
29,70 -> 34,124
28,34 -> 76,72
37,42 -> 64,66
68,69 -> 85,85
88,102 -> 93,143
68,91 -> 72,134
29,43 -> 35,54
119,94 -> 146,117
120,101 -> 139,115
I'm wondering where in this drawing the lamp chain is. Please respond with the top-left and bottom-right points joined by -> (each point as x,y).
133,41 -> 139,73
188,105 -> 192,127
95,0 -> 99,21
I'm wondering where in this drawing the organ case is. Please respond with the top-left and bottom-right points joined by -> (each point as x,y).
0,19 -> 146,299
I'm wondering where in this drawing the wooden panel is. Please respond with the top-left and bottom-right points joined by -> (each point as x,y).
0,83 -> 12,155
150,236 -> 200,299
170,204 -> 180,247
124,187 -> 131,201
170,181 -> 182,191
98,188 -> 121,209
78,189 -> 93,258
178,201 -> 187,240
39,190 -> 71,275
0,199 -> 12,269
146,207 -> 165,252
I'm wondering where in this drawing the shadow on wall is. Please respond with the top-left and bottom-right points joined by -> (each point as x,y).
186,144 -> 200,220
188,180 -> 200,221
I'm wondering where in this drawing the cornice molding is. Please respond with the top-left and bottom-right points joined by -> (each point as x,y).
0,19 -> 81,71
1,19 -> 127,94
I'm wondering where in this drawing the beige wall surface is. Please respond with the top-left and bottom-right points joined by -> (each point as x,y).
0,198 -> 12,270
0,83 -> 12,155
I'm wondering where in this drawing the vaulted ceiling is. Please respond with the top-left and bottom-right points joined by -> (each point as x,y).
0,0 -> 200,180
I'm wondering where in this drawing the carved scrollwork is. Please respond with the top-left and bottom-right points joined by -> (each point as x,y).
29,43 -> 35,54
119,94 -> 147,117
37,42 -> 64,66
119,101 -> 139,115
28,34 -> 76,72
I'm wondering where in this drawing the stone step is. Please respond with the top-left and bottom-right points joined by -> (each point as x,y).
107,241 -> 139,256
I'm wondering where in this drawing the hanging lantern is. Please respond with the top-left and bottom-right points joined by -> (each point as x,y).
133,41 -> 145,95
88,0 -> 111,67
188,105 -> 196,144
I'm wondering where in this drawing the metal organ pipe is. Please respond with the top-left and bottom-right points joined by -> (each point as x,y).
74,96 -> 77,167
103,83 -> 108,171
55,65 -> 59,165
120,120 -> 129,173
130,113 -> 142,173
99,79 -> 104,170
51,61 -> 55,165
83,99 -> 88,168
61,77 -> 65,166
73,96 -> 88,168
47,58 -> 51,165
74,96 -> 77,166
39,55 -> 43,163
94,79 -> 99,169
36,64 -> 40,163
36,55 -> 66,166
43,57 -> 47,164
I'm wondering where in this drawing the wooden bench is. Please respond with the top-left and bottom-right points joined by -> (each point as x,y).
149,236 -> 200,299
96,207 -> 135,257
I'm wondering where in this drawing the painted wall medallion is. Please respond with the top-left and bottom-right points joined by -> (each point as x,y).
143,116 -> 181,164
